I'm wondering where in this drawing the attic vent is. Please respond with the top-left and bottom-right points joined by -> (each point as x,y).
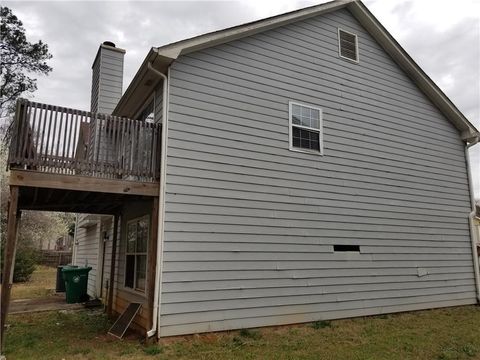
338,29 -> 359,62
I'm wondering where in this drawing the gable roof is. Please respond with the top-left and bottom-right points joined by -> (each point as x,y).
114,0 -> 479,142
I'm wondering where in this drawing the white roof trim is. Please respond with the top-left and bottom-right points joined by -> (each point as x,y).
347,1 -> 478,139
117,0 -> 478,139
156,0 -> 354,59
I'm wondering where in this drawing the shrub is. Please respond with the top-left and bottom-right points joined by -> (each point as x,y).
0,245 -> 37,283
12,247 -> 37,282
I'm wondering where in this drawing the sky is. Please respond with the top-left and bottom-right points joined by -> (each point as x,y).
4,0 -> 480,197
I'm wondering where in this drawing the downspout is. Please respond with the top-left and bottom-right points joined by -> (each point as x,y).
72,215 -> 80,264
465,136 -> 480,303
146,61 -> 169,338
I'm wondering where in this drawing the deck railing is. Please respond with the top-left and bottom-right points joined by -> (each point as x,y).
8,99 -> 161,181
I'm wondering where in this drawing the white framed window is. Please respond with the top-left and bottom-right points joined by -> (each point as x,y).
289,101 -> 323,155
137,99 -> 154,123
134,93 -> 155,123
124,215 -> 149,292
338,28 -> 359,63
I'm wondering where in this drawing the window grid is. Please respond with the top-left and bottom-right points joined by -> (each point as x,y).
125,215 -> 149,292
289,101 -> 323,155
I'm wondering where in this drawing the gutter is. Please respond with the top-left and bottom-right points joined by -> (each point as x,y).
465,135 -> 480,303
146,59 -> 169,338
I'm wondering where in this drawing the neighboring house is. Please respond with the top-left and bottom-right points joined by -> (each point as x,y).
55,234 -> 73,251
40,236 -> 55,251
40,233 -> 73,251
2,0 -> 479,342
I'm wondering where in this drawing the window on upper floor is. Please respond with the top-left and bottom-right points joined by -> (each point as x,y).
289,101 -> 323,155
138,100 -> 154,123
338,28 -> 359,63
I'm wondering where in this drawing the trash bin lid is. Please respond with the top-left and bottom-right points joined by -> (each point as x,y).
59,265 -> 78,269
61,266 -> 92,273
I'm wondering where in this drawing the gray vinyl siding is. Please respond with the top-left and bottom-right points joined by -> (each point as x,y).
160,8 -> 476,336
91,48 -> 124,114
90,58 -> 100,114
73,219 -> 100,298
155,83 -> 163,124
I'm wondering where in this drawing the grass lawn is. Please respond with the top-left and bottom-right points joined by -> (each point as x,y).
11,265 -> 57,300
4,305 -> 480,360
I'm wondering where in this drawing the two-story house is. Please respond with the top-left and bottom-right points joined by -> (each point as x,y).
2,0 -> 479,342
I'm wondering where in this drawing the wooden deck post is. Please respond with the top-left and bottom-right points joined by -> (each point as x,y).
147,197 -> 159,331
1,186 -> 20,351
107,213 -> 120,317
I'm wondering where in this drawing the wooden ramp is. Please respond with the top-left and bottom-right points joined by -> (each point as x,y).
108,303 -> 141,339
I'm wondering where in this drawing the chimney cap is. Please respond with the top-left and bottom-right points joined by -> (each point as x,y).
92,42 -> 126,69
103,41 -> 116,48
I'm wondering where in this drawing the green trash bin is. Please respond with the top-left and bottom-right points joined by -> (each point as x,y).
61,266 -> 92,303
56,265 -> 78,293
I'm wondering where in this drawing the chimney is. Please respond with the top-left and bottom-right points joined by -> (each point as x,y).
91,41 -> 126,114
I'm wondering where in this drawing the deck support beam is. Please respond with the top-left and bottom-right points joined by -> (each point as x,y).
10,170 -> 159,197
146,197 -> 159,333
107,213 -> 120,317
1,186 -> 20,352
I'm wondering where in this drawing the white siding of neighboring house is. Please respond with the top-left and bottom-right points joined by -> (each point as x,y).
73,215 -> 122,305
73,217 -> 100,298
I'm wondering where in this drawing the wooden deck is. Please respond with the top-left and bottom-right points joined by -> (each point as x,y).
5,99 -> 161,212
8,98 -> 161,183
